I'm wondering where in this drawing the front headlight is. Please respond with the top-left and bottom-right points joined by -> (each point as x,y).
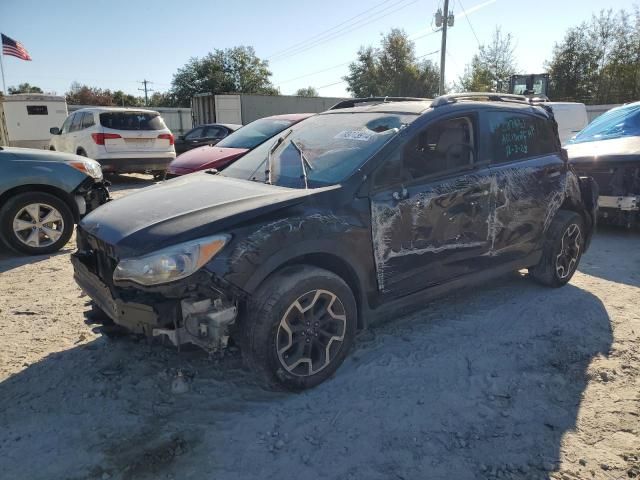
113,234 -> 230,285
70,158 -> 103,180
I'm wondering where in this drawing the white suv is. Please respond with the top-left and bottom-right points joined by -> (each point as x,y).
49,107 -> 176,177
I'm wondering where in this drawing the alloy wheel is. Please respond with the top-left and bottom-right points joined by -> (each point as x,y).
276,289 -> 347,376
555,223 -> 582,279
12,203 -> 65,249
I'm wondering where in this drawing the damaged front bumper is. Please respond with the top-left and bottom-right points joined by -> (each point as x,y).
71,250 -> 239,352
74,178 -> 110,217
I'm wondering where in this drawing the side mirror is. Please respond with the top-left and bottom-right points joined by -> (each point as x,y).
177,135 -> 185,141
50,127 -> 60,135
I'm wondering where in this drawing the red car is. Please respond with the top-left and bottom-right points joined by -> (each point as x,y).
165,113 -> 314,177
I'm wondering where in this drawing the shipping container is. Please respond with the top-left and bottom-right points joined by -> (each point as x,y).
191,93 -> 347,126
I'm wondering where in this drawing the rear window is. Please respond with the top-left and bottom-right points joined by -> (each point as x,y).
99,112 -> 166,131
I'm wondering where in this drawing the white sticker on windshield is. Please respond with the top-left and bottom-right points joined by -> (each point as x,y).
334,130 -> 373,141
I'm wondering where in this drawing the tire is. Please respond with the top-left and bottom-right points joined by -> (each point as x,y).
529,210 -> 584,287
240,265 -> 357,390
0,192 -> 75,255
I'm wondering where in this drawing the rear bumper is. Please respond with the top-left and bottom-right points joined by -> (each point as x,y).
98,157 -> 174,173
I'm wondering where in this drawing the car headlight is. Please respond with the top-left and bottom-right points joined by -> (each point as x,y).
113,234 -> 230,285
70,159 -> 103,180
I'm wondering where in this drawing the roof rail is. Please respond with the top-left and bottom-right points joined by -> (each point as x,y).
329,96 -> 429,110
431,92 -> 531,108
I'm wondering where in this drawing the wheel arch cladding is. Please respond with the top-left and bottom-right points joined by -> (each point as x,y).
0,184 -> 80,222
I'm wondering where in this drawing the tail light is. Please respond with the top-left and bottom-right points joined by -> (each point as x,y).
158,133 -> 174,145
91,133 -> 121,145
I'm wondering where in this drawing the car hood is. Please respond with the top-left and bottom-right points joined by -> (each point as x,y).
0,146 -> 86,164
80,173 -> 319,256
168,145 -> 248,172
566,136 -> 640,166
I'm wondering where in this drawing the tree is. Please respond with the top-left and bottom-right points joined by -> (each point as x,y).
295,86 -> 319,97
66,82 -> 113,105
456,27 -> 517,93
546,7 -> 640,104
8,83 -> 43,94
344,29 -> 440,98
147,91 -> 181,107
170,46 -> 278,107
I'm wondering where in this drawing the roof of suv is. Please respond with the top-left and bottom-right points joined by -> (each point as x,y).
324,95 -> 551,118
73,107 -> 161,114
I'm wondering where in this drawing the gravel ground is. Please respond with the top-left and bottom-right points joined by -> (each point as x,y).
0,175 -> 638,480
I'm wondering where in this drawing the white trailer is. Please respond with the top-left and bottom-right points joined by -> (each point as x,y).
0,94 -> 68,149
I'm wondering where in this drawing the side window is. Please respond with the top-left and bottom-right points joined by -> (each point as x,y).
60,114 -> 74,134
403,116 -> 476,180
184,127 -> 204,140
81,112 -> 95,129
486,111 -> 558,164
204,126 -> 226,138
69,113 -> 83,132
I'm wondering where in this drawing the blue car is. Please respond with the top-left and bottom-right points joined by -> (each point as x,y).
567,101 -> 640,227
0,147 -> 109,255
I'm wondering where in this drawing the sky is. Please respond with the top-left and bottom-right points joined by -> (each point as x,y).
0,0 -> 637,99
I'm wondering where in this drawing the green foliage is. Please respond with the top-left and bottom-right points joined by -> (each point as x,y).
295,86 -> 319,97
170,46 -> 278,107
456,27 -> 517,93
344,29 -> 439,98
546,7 -> 640,104
8,83 -> 43,94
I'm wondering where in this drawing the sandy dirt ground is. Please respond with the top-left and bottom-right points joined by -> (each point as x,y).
0,175 -> 638,480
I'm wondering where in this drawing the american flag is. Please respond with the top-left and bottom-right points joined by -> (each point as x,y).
2,34 -> 32,61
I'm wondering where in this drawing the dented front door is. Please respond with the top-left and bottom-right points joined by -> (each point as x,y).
370,168 -> 493,295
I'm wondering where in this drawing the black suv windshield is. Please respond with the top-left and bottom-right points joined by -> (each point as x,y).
99,112 -> 166,131
222,112 -> 416,188
217,117 -> 298,149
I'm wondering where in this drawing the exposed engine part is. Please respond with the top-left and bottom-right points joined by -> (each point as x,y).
74,195 -> 87,215
153,297 -> 237,351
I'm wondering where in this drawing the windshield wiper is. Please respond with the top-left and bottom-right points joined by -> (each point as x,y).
290,139 -> 312,189
265,129 -> 293,184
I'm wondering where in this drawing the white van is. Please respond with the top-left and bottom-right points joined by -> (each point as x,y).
546,102 -> 588,145
0,94 -> 68,149
49,107 -> 176,177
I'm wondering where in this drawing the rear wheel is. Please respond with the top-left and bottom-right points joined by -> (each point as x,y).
529,210 -> 584,287
152,170 -> 166,181
0,192 -> 75,255
240,265 -> 357,390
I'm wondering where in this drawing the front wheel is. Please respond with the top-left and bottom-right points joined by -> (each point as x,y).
529,210 -> 584,287
0,192 -> 75,255
240,265 -> 357,390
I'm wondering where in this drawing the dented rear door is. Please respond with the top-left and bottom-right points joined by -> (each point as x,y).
481,110 -> 566,260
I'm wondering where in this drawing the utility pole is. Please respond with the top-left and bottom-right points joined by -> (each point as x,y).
435,0 -> 454,95
137,79 -> 154,106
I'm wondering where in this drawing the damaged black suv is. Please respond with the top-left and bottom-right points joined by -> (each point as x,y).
72,94 -> 598,390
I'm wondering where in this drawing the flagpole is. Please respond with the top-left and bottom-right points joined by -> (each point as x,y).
0,49 -> 6,94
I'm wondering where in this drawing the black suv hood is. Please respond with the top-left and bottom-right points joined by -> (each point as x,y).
566,136 -> 640,166
80,173 -> 320,256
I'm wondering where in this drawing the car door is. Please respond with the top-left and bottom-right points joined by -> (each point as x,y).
202,126 -> 227,146
482,109 -> 565,261
56,113 -> 75,152
67,112 -> 84,153
369,113 -> 494,296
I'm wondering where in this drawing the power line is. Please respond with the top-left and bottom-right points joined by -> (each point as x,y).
276,61 -> 352,86
266,0 -> 392,59
269,0 -> 419,63
457,0 -> 481,48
